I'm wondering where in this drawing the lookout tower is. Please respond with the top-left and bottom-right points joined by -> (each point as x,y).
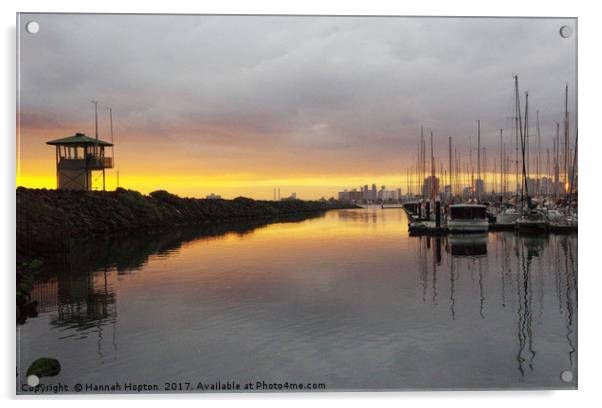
46,133 -> 114,191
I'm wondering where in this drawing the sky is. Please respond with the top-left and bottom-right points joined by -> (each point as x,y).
17,14 -> 577,199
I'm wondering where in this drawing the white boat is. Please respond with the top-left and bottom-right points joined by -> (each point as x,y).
447,204 -> 489,233
496,207 -> 521,226
515,209 -> 549,233
548,209 -> 578,233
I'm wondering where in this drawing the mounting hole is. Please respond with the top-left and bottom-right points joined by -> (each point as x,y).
25,21 -> 40,34
27,374 -> 40,387
559,25 -> 573,39
560,370 -> 574,383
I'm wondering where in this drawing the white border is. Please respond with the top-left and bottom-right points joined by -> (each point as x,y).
2,1 -> 600,407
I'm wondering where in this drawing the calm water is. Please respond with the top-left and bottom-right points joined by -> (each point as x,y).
17,209 -> 577,392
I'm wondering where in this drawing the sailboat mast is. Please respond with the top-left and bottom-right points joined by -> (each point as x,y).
469,135 -> 473,200
564,83 -> 569,196
536,110 -> 541,196
448,136 -> 453,200
521,91 -> 530,200
568,131 -> 578,203
513,75 -> 527,205
499,128 -> 503,199
514,88 -> 519,196
430,131 -> 435,202
554,122 -> 560,200
420,127 -> 424,199
477,120 -> 481,201
524,94 -> 529,182
493,159 -> 497,195
546,147 -> 550,196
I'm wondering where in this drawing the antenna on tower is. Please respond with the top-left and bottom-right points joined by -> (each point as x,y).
105,106 -> 114,142
92,100 -> 99,157
105,106 -> 115,167
92,100 -> 99,139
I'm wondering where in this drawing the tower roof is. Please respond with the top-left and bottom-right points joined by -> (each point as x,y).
46,132 -> 113,147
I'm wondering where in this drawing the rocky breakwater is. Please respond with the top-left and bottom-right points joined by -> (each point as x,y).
16,187 -> 356,259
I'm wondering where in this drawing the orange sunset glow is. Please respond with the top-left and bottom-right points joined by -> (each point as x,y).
17,14 -> 576,200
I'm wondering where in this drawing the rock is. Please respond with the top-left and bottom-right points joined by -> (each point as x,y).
26,358 -> 61,377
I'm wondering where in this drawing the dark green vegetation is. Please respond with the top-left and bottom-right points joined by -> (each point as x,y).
17,187 -> 355,260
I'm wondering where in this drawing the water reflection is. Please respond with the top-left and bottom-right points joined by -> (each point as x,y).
20,209 -> 577,391
447,234 -> 488,257
416,230 -> 577,381
29,214 -> 328,359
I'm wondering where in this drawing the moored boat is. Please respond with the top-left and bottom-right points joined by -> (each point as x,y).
447,204 -> 489,233
491,207 -> 522,230
496,207 -> 521,225
548,210 -> 578,233
515,209 -> 549,233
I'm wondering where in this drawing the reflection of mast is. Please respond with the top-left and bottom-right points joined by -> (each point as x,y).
500,234 -> 508,308
417,236 -> 428,304
563,237 -> 577,366
423,237 -> 429,303
432,238 -> 441,306
478,258 -> 485,319
449,244 -> 456,320
516,244 -> 526,376
516,241 -> 537,376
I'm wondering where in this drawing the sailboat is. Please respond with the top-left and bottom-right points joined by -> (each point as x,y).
513,76 -> 550,233
495,206 -> 521,229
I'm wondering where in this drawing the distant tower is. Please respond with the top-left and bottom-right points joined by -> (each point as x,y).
46,132 -> 114,190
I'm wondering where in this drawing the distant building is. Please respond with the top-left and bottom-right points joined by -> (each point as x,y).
422,176 -> 440,199
382,189 -> 400,201
525,178 -> 537,195
540,177 -> 553,195
443,185 -> 451,200
474,179 -> 484,198
206,193 -> 221,199
338,190 -> 349,201
281,192 -> 297,201
338,189 -> 363,202
462,186 -> 473,201
340,184 -> 402,202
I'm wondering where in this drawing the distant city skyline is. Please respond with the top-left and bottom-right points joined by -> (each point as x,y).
17,14 -> 576,199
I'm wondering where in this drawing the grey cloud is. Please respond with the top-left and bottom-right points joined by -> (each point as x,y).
19,14 -> 576,169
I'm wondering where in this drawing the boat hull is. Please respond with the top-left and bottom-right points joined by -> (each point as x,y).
515,221 -> 549,234
447,219 -> 489,233
496,211 -> 521,226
